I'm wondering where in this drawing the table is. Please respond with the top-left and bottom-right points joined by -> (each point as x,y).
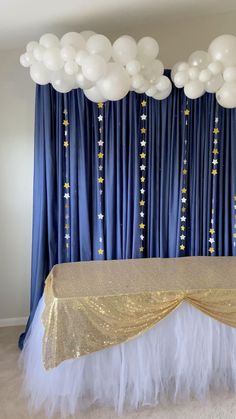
20,256 -> 236,418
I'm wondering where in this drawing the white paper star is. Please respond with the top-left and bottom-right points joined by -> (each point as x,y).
234,205 -> 236,210
183,159 -> 187,165
98,115 -> 103,122
99,165 -> 103,171
140,140 -> 146,147
215,117 -> 219,124
181,197 -> 187,203
99,190 -> 103,195
140,234 -> 144,240
65,234 -> 70,240
64,130 -> 68,136
213,139 -> 218,145
64,193 -> 70,199
212,159 -> 218,165
140,188 -> 145,194
209,237 -> 215,244
180,234 -> 185,240
140,114 -> 147,120
180,216 -> 186,222
140,212 -> 144,217
99,237 -> 103,243
98,213 -> 104,219
98,140 -> 104,146
140,165 -> 146,171
210,218 -> 214,224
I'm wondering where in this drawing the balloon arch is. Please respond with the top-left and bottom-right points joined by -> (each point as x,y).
20,33 -> 236,108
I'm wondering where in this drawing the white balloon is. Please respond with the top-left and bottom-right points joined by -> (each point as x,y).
97,63 -> 130,100
138,37 -> 159,59
208,34 -> 236,66
142,59 -> 164,84
43,48 -> 64,71
184,80 -> 205,99
84,85 -> 106,103
82,54 -> 107,82
75,49 -> 89,66
126,60 -> 141,76
86,34 -> 112,61
33,45 -> 45,61
174,70 -> 189,88
153,84 -> 172,100
188,50 -> 210,69
208,61 -> 223,75
30,63 -> 50,85
146,86 -> 157,97
223,66 -> 236,82
205,73 -> 224,93
112,36 -> 137,65
26,41 -> 38,53
61,32 -> 85,49
216,82 -> 236,108
199,69 -> 212,82
156,75 -> 171,92
171,61 -> 189,80
52,73 -> 75,93
64,61 -> 79,75
61,46 -> 76,62
23,51 -> 36,66
39,33 -> 60,48
20,53 -> 30,67
188,67 -> 200,80
137,80 -> 151,93
80,30 -> 96,41
75,72 -> 94,89
131,74 -> 146,89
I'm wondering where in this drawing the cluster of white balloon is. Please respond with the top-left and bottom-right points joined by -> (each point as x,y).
171,34 -> 236,108
20,31 -> 172,102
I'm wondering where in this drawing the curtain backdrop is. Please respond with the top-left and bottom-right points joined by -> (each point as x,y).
19,73 -> 236,348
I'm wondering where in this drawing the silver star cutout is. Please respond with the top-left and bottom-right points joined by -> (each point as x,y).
98,213 -> 104,219
212,159 -> 218,165
98,140 -> 104,146
180,234 -> 185,240
64,193 -> 70,199
140,140 -> 146,147
140,188 -> 145,194
181,197 -> 187,203
140,212 -> 144,217
140,165 -> 146,171
209,237 -> 215,244
140,114 -> 147,120
140,234 -> 144,240
180,216 -> 186,222
98,115 -> 103,122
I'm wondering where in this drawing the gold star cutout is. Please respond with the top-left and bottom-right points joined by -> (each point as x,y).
141,100 -> 147,107
140,176 -> 145,183
182,169 -> 187,175
98,248 -> 104,255
139,246 -> 144,252
140,152 -> 146,159
97,102 -> 104,108
234,196 -> 236,201
64,140 -> 69,147
98,152 -> 104,159
139,200 -> 145,206
211,169 -> 218,176
181,225 -> 185,231
213,127 -> 219,134
98,177 -> 104,183
181,187 -> 187,193
63,120 -> 69,127
64,182 -> 70,189
233,233 -> 236,238
141,127 -> 146,134
209,247 -> 215,254
65,224 -> 70,229
209,228 -> 215,234
181,207 -> 186,213
139,223 -> 145,229
184,109 -> 190,116
212,149 -> 219,155
180,244 -> 185,250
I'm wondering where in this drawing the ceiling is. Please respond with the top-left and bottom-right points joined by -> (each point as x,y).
2,0 -> 236,50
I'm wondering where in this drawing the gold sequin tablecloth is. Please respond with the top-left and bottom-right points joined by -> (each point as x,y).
42,256 -> 236,370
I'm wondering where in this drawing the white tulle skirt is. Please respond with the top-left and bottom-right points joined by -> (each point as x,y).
20,297 -> 236,418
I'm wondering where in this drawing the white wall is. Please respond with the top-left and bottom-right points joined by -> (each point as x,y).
0,11 -> 236,321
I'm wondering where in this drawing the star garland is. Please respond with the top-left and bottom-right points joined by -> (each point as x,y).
97,102 -> 105,257
209,115 -> 219,255
179,101 -> 190,253
139,98 -> 147,254
63,106 -> 71,257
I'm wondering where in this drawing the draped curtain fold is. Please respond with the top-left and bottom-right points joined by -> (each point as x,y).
19,75 -> 236,348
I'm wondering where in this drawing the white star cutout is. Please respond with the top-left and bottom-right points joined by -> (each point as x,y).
98,115 -> 103,122
181,216 -> 186,222
140,165 -> 146,171
98,213 -> 104,219
234,205 -> 236,210
98,140 -> 104,146
99,165 -> 103,171
64,130 -> 68,136
211,218 -> 214,224
183,159 -> 187,165
140,188 -> 145,194
215,117 -> 219,123
140,114 -> 147,120
209,237 -> 215,244
99,237 -> 103,243
213,139 -> 218,145
180,234 -> 185,240
65,234 -> 70,240
99,190 -> 103,195
181,197 -> 187,203
140,140 -> 146,147
64,193 -> 70,199
140,234 -> 144,240
140,212 -> 144,217
212,159 -> 218,165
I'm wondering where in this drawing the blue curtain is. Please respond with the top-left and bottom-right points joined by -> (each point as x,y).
19,74 -> 236,348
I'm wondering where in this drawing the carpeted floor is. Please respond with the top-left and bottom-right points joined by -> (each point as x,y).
1,325 -> 236,419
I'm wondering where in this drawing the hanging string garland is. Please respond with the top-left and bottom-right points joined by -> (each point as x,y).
171,34 -> 236,108
20,31 -> 172,102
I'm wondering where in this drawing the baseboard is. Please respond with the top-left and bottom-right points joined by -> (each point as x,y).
0,317 -> 28,327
